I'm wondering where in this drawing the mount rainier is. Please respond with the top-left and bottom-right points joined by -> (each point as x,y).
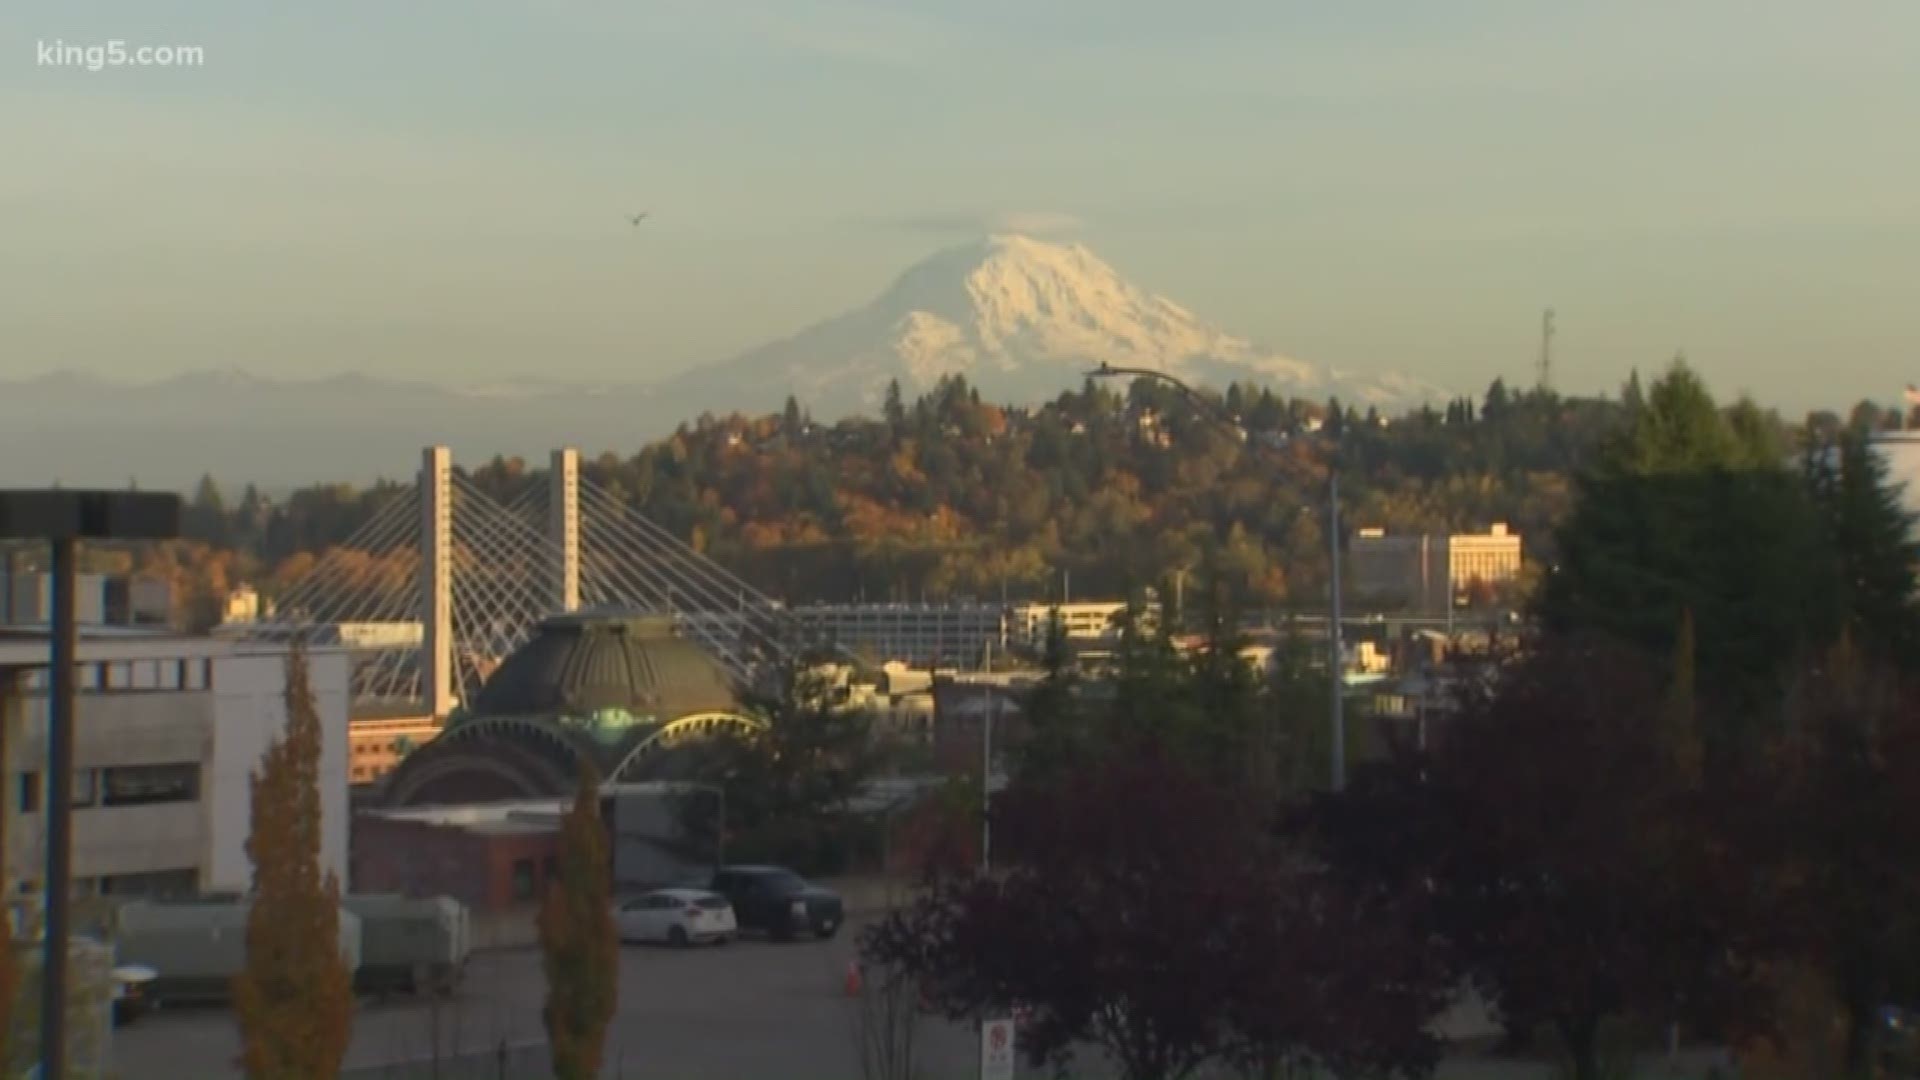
0,235 -> 1443,488
669,233 -> 1444,414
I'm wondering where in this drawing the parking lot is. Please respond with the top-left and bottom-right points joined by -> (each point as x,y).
114,916 -> 984,1080
111,917 -> 1731,1080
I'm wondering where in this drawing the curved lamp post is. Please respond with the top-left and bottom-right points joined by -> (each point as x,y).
1083,364 -> 1347,791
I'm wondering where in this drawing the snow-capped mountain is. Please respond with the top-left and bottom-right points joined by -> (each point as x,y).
0,235 -> 1444,489
668,234 -> 1443,413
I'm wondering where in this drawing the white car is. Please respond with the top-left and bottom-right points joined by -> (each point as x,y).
615,888 -> 738,947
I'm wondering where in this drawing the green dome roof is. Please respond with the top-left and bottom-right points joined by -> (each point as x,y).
469,613 -> 738,723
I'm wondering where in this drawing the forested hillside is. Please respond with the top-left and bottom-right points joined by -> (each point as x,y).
55,369 -> 1884,626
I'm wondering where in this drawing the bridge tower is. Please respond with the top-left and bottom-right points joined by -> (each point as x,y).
549,447 -> 581,614
421,445 -> 455,718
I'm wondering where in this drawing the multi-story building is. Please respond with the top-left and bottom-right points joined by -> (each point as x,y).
0,630 -> 350,899
1,569 -> 172,628
1349,524 -> 1523,613
1006,602 -> 1152,650
347,708 -> 442,786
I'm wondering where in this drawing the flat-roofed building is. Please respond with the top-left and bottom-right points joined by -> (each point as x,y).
1007,601 -> 1153,650
0,630 -> 350,900
1349,523 -> 1523,613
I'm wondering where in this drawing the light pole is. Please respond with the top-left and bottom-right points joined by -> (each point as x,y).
1085,364 -> 1346,790
980,639 -> 995,873
0,490 -> 179,1080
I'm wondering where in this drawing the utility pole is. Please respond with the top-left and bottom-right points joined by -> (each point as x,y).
1537,307 -> 1556,393
980,639 -> 994,874
1328,471 -> 1345,792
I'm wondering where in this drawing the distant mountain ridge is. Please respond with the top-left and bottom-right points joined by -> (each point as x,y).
0,235 -> 1444,489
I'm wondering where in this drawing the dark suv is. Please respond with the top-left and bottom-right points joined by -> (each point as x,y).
709,866 -> 844,940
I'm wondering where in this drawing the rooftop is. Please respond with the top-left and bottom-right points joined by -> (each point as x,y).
0,627 -> 344,667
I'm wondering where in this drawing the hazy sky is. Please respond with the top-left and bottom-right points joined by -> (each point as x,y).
4,0 -> 1916,411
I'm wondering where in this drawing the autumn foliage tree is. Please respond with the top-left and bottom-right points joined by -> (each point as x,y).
865,744 -> 1445,1080
233,643 -> 354,1079
539,764 -> 618,1080
1749,643 -> 1920,1078
1310,631 -> 1768,1080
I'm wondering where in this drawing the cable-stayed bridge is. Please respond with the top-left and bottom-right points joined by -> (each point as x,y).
224,448 -> 804,715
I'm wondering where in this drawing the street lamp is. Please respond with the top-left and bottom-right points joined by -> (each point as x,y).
1084,364 -> 1347,790
0,489 -> 180,1080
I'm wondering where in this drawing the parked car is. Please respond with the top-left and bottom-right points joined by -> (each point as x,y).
615,888 -> 738,947
708,866 -> 844,941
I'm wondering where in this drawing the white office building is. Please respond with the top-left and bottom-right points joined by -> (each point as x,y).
1007,601 -> 1150,649
0,631 -> 350,899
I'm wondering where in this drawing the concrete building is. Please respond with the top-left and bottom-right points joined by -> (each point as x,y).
0,630 -> 350,900
1,569 -> 171,628
1349,523 -> 1523,614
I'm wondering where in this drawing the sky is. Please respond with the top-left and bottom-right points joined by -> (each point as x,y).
2,0 -> 1917,412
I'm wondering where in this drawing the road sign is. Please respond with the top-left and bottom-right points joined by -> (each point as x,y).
981,1017 -> 1016,1080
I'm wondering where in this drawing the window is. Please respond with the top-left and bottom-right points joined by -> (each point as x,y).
101,763 -> 199,807
100,869 -> 199,898
17,773 -> 39,814
511,858 -> 536,901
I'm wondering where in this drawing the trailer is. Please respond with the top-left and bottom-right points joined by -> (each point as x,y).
342,894 -> 470,997
114,898 -> 363,1005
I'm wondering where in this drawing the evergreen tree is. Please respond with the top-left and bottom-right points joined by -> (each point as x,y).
1538,361 -> 1830,730
539,765 -> 618,1080
1268,625 -> 1333,796
1621,369 -> 1646,413
1185,569 -> 1266,794
783,394 -> 804,437
1483,378 -> 1511,421
683,663 -> 881,871
883,379 -> 907,430
234,644 -> 354,1080
1808,431 -> 1920,665
193,473 -> 225,514
189,473 -> 229,545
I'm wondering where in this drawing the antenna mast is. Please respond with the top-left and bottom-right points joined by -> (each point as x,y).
1537,307 -> 1556,392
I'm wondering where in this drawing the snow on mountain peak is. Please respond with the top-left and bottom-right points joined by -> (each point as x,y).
874,233 -> 1246,375
681,233 -> 1443,413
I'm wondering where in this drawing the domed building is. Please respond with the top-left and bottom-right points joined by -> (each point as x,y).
383,613 -> 764,807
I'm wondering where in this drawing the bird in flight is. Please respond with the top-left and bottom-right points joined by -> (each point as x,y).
628,212 -> 649,227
